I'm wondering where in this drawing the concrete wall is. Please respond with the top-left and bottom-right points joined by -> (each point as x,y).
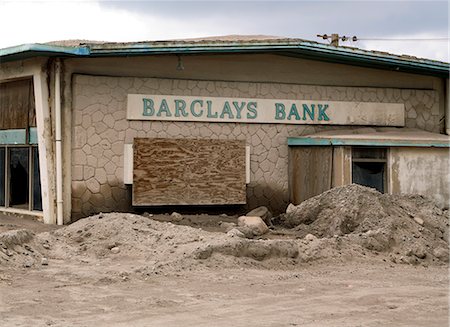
0,58 -> 57,224
65,54 -> 447,132
390,147 -> 450,208
71,73 -> 442,218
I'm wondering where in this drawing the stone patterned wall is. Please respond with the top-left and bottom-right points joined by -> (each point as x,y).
71,74 -> 440,218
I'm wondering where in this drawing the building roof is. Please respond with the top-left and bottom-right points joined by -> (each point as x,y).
288,128 -> 450,148
1,35 -> 449,77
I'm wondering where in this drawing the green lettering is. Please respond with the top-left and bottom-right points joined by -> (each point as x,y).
232,101 -> 245,119
318,104 -> 330,121
206,100 -> 218,118
274,103 -> 285,120
220,101 -> 234,119
288,104 -> 301,120
156,99 -> 172,117
142,98 -> 155,116
246,102 -> 258,119
174,99 -> 188,117
302,104 -> 315,121
190,100 -> 204,117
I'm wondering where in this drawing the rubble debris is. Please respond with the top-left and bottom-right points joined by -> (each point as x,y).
0,185 -> 447,271
246,206 -> 273,226
282,184 -> 449,264
226,228 -> 245,238
111,247 -> 120,254
170,212 -> 183,222
237,216 -> 269,236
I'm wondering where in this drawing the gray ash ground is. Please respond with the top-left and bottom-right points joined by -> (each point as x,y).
0,185 -> 448,272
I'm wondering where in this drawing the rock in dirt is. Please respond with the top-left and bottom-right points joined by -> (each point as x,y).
413,216 -> 424,226
111,247 -> 120,254
305,234 -> 317,242
170,212 -> 183,222
286,203 -> 296,215
237,226 -> 256,239
227,228 -> 245,238
238,216 -> 269,236
41,257 -> 49,265
411,245 -> 427,259
432,247 -> 449,262
220,222 -> 237,232
23,259 -> 34,268
246,206 -> 273,226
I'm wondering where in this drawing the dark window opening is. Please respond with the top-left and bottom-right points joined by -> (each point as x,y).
352,147 -> 387,193
0,148 -> 4,206
32,147 -> 42,211
9,148 -> 29,209
352,161 -> 385,193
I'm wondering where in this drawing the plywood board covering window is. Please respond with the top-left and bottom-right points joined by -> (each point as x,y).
0,78 -> 36,130
133,138 -> 246,206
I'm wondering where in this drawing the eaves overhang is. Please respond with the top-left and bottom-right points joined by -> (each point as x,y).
1,40 -> 449,78
0,44 -> 90,63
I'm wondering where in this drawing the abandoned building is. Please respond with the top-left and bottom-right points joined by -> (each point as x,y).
0,36 -> 449,225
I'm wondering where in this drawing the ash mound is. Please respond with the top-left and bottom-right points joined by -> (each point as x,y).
40,213 -> 300,272
282,184 -> 449,264
0,229 -> 47,267
1,185 -> 448,270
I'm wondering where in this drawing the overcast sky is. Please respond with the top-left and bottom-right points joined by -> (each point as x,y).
1,1 -> 448,61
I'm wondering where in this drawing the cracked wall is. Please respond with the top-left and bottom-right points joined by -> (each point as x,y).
71,74 -> 440,218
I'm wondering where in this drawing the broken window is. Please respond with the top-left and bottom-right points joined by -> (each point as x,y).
0,78 -> 42,211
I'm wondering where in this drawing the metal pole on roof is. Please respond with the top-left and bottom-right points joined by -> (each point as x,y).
317,34 -> 358,47
331,34 -> 339,47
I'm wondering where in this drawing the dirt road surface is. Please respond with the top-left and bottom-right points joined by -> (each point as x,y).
0,213 -> 447,326
0,258 -> 448,327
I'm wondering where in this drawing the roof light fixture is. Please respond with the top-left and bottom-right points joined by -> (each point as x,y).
176,55 -> 184,71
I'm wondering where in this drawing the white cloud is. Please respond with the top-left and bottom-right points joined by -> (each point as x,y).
0,1 -> 447,63
0,1 -> 217,48
355,33 -> 449,62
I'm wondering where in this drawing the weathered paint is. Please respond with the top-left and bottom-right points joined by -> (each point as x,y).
33,66 -> 57,224
2,40 -> 448,77
0,58 -> 57,223
331,146 -> 352,187
289,146 -> 333,204
390,147 -> 449,208
0,43 -> 90,62
128,94 -> 404,126
29,127 -> 38,144
0,129 -> 26,144
288,137 -> 450,147
1,48 -> 448,224
63,54 -> 446,133
70,72 -> 444,219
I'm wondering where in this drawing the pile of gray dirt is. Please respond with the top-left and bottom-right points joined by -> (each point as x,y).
0,229 -> 48,268
0,213 -> 301,272
1,185 -> 448,271
282,184 -> 449,265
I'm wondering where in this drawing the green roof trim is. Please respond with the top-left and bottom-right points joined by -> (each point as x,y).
288,137 -> 450,148
0,43 -> 90,62
1,39 -> 448,77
